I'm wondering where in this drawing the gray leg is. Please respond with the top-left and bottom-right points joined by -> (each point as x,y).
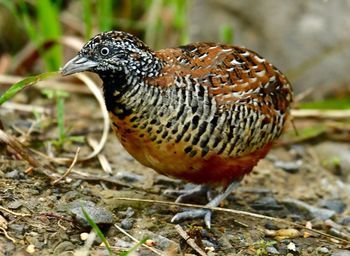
171,181 -> 240,228
163,185 -> 210,203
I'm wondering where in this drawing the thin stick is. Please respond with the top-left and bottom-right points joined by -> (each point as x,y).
87,137 -> 112,174
2,102 -> 51,114
0,227 -> 16,243
175,224 -> 207,256
114,197 -> 350,245
52,147 -> 80,185
291,109 -> 350,120
114,223 -> 163,255
0,206 -> 31,217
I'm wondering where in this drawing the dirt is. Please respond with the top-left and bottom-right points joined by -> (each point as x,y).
0,90 -> 350,255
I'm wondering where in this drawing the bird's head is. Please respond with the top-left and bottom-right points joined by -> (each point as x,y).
61,31 -> 161,78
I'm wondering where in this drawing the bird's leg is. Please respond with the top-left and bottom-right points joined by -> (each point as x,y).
164,185 -> 210,203
171,181 -> 240,228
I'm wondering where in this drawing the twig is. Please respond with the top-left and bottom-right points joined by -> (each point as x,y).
114,197 -> 350,245
87,137 -> 112,174
2,102 -> 51,114
114,223 -> 163,255
0,227 -> 16,243
291,109 -> 350,120
52,147 -> 80,185
0,206 -> 31,217
175,224 -> 207,256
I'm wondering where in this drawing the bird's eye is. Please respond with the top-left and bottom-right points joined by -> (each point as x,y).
100,47 -> 110,56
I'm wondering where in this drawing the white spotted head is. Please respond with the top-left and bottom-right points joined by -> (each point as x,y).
61,31 -> 162,78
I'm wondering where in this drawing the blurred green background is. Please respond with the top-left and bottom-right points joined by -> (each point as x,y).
1,0 -> 350,104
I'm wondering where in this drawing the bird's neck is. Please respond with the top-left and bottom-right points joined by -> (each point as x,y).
100,65 -> 161,120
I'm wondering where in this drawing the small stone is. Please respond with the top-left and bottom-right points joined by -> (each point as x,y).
339,216 -> 350,225
5,169 -> 19,179
264,222 -> 280,230
80,232 -> 89,241
120,218 -> 134,230
318,247 -> 330,254
125,207 -> 135,218
69,200 -> 114,227
7,200 -> 22,209
54,241 -> 75,254
8,224 -> 25,235
145,239 -> 156,247
332,250 -> 350,256
274,159 -> 302,173
318,199 -> 346,213
282,198 -> 336,220
266,246 -> 280,254
26,244 -> 35,254
287,242 -> 297,251
251,196 -> 283,211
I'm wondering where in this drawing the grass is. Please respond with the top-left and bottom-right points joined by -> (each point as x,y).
81,206 -> 113,255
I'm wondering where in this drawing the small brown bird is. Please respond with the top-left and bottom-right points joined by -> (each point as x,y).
62,31 -> 293,228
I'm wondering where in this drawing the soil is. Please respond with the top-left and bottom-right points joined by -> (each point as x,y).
0,90 -> 350,255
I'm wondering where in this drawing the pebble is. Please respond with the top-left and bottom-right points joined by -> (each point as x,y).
26,244 -> 35,254
5,169 -> 20,179
54,241 -> 75,254
69,200 -> 114,227
266,246 -> 280,254
251,196 -> 283,211
339,216 -> 350,225
7,200 -> 22,209
80,232 -> 89,241
264,222 -> 280,230
318,199 -> 346,213
120,218 -> 134,230
282,198 -> 336,220
318,247 -> 330,254
274,159 -> 302,173
8,224 -> 25,236
332,250 -> 350,256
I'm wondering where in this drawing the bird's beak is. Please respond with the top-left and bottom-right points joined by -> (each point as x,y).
61,55 -> 98,76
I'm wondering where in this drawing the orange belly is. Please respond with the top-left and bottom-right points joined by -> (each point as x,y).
111,114 -> 272,186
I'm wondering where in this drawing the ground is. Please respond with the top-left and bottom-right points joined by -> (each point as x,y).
0,90 -> 350,256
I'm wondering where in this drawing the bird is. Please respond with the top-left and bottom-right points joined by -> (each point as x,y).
61,31 -> 293,228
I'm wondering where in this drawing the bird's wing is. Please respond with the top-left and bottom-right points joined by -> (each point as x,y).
153,43 -> 293,118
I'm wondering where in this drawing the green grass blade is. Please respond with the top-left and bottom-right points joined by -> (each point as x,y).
219,24 -> 234,44
82,0 -> 93,39
119,237 -> 148,256
0,72 -> 59,105
80,206 -> 113,255
37,0 -> 62,70
97,0 -> 114,31
18,0 -> 39,43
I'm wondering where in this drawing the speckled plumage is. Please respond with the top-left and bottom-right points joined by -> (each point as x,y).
62,31 -> 293,186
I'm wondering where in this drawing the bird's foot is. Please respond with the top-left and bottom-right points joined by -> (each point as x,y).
170,181 -> 240,228
171,208 -> 213,228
